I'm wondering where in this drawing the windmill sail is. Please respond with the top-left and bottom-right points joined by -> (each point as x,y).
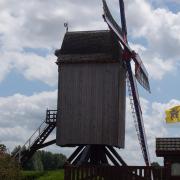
103,0 -> 128,47
119,0 -> 150,166
119,0 -> 127,38
103,0 -> 123,38
126,55 -> 151,166
134,54 -> 151,93
103,0 -> 151,93
103,0 -> 151,165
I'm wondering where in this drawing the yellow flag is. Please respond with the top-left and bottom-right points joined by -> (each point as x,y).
166,105 -> 180,123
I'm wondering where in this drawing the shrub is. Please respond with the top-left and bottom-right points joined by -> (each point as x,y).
0,153 -> 21,180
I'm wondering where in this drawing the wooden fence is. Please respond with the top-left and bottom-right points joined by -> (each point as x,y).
64,165 -> 169,180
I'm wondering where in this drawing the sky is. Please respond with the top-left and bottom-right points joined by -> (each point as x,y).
0,0 -> 180,166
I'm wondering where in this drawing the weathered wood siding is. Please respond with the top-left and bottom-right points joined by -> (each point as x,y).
56,62 -> 126,147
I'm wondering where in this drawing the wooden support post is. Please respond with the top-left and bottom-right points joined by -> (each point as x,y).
67,146 -> 84,164
77,145 -> 91,166
104,147 -> 120,166
100,146 -> 108,164
107,146 -> 127,166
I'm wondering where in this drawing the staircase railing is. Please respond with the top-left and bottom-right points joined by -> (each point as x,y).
14,109 -> 57,163
46,109 -> 57,124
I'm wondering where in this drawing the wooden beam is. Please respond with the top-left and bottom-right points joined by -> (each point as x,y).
67,146 -> 84,164
35,139 -> 56,150
107,146 -> 127,166
104,147 -> 120,166
77,145 -> 91,166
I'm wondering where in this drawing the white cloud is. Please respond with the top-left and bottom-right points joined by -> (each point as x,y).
0,51 -> 58,86
0,0 -> 105,50
0,0 -> 179,83
124,0 -> 180,80
0,90 -> 57,130
145,56 -> 174,80
130,42 -> 174,80
0,58 -> 13,82
0,0 -> 106,84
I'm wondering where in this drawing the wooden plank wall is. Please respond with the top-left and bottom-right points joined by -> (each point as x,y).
56,62 -> 126,147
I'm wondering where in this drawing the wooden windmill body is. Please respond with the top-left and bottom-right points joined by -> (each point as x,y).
56,30 -> 126,148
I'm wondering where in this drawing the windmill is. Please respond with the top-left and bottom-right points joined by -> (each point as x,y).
102,0 -> 150,166
13,0 -> 151,169
54,0 -> 151,167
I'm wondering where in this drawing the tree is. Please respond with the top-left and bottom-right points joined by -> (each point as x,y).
33,153 -> 44,171
0,144 -> 21,179
39,150 -> 67,170
0,144 -> 7,154
21,150 -> 67,171
53,153 -> 67,169
151,162 -> 160,167
11,145 -> 21,156
11,145 -> 35,170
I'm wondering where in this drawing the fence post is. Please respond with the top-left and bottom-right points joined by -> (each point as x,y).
166,166 -> 171,180
144,167 -> 150,180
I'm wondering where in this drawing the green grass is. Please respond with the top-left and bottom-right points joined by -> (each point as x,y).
21,170 -> 64,180
38,170 -> 64,180
21,171 -> 45,179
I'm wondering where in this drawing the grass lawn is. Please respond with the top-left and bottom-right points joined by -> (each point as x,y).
22,170 -> 64,180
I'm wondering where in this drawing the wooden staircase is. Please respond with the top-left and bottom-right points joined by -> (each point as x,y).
13,110 -> 57,164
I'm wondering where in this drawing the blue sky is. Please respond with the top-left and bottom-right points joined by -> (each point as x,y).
0,0 -> 180,165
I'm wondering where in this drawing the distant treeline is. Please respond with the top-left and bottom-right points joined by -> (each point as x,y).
24,150 -> 67,171
12,146 -> 67,171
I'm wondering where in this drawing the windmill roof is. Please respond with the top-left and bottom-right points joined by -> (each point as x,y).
56,30 -> 121,64
156,138 -> 180,157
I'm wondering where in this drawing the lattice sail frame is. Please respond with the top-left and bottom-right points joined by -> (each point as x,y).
103,0 -> 151,166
